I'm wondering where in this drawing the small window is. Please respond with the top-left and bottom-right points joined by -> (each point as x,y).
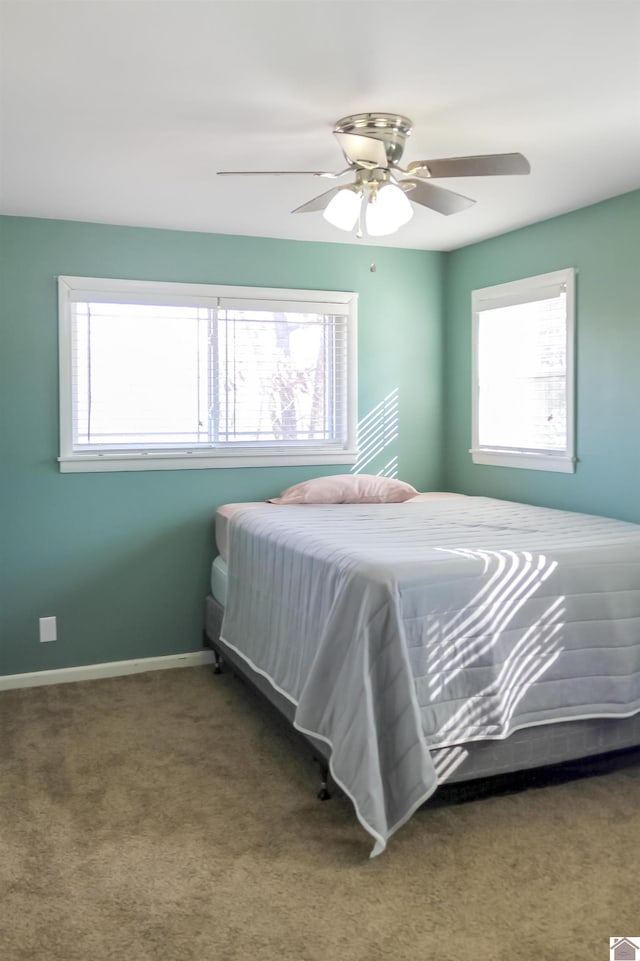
58,277 -> 358,472
471,268 -> 575,473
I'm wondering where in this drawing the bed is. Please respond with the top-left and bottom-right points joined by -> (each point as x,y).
203,490 -> 640,856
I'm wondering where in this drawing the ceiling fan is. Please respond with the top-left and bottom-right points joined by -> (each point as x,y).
217,112 -> 531,238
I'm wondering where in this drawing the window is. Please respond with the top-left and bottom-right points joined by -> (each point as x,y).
58,277 -> 358,472
471,268 -> 575,473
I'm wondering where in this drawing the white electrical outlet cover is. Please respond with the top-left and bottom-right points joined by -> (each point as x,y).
39,616 -> 57,643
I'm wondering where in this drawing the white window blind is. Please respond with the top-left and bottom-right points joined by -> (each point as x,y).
471,268 -> 575,473
58,278 -> 358,472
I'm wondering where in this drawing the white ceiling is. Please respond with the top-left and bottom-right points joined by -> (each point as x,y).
1,0 -> 639,251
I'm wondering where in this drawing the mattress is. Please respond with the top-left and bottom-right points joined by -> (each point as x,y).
210,555 -> 229,606
219,496 -> 640,855
215,502 -> 265,562
212,494 -> 465,596
214,493 -> 465,562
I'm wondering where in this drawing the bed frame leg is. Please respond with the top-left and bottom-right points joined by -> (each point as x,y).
212,648 -> 223,675
315,759 -> 332,801
202,628 -> 224,675
318,782 -> 332,801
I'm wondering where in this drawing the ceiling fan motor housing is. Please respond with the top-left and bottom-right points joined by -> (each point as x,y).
334,113 -> 413,166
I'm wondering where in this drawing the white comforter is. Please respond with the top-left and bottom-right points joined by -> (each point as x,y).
220,496 -> 640,855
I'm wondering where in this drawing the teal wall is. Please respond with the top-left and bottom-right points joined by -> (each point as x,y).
0,216 -> 444,676
3,191 -> 638,677
443,189 -> 640,523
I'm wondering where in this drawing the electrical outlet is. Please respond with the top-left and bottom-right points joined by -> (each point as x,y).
39,616 -> 57,643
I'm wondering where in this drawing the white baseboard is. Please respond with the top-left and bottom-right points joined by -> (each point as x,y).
0,650 -> 215,692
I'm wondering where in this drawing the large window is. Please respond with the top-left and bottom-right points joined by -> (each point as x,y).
58,277 -> 358,472
471,268 -> 575,473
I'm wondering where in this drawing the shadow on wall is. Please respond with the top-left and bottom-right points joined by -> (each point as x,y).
352,388 -> 399,478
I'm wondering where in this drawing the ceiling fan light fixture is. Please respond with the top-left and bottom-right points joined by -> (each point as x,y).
365,183 -> 414,236
218,113 -> 530,238
322,187 -> 362,231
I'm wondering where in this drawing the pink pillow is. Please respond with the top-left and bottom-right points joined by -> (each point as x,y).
268,474 -> 418,505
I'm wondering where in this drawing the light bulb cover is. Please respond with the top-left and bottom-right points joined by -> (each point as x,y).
365,183 -> 414,236
323,188 -> 362,231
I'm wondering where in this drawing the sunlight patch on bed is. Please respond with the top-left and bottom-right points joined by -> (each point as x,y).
424,548 -> 566,781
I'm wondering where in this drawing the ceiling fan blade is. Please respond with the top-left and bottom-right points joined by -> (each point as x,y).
407,152 -> 531,179
334,132 -> 389,169
217,169 -> 345,178
291,186 -> 344,214
400,179 -> 476,216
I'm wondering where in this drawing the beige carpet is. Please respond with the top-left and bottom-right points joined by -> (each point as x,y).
1,666 -> 639,961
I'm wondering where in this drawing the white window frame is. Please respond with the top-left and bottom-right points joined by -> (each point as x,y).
471,268 -> 576,474
58,277 -> 358,473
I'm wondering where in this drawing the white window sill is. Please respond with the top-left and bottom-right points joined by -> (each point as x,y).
59,449 -> 359,473
470,448 -> 576,474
